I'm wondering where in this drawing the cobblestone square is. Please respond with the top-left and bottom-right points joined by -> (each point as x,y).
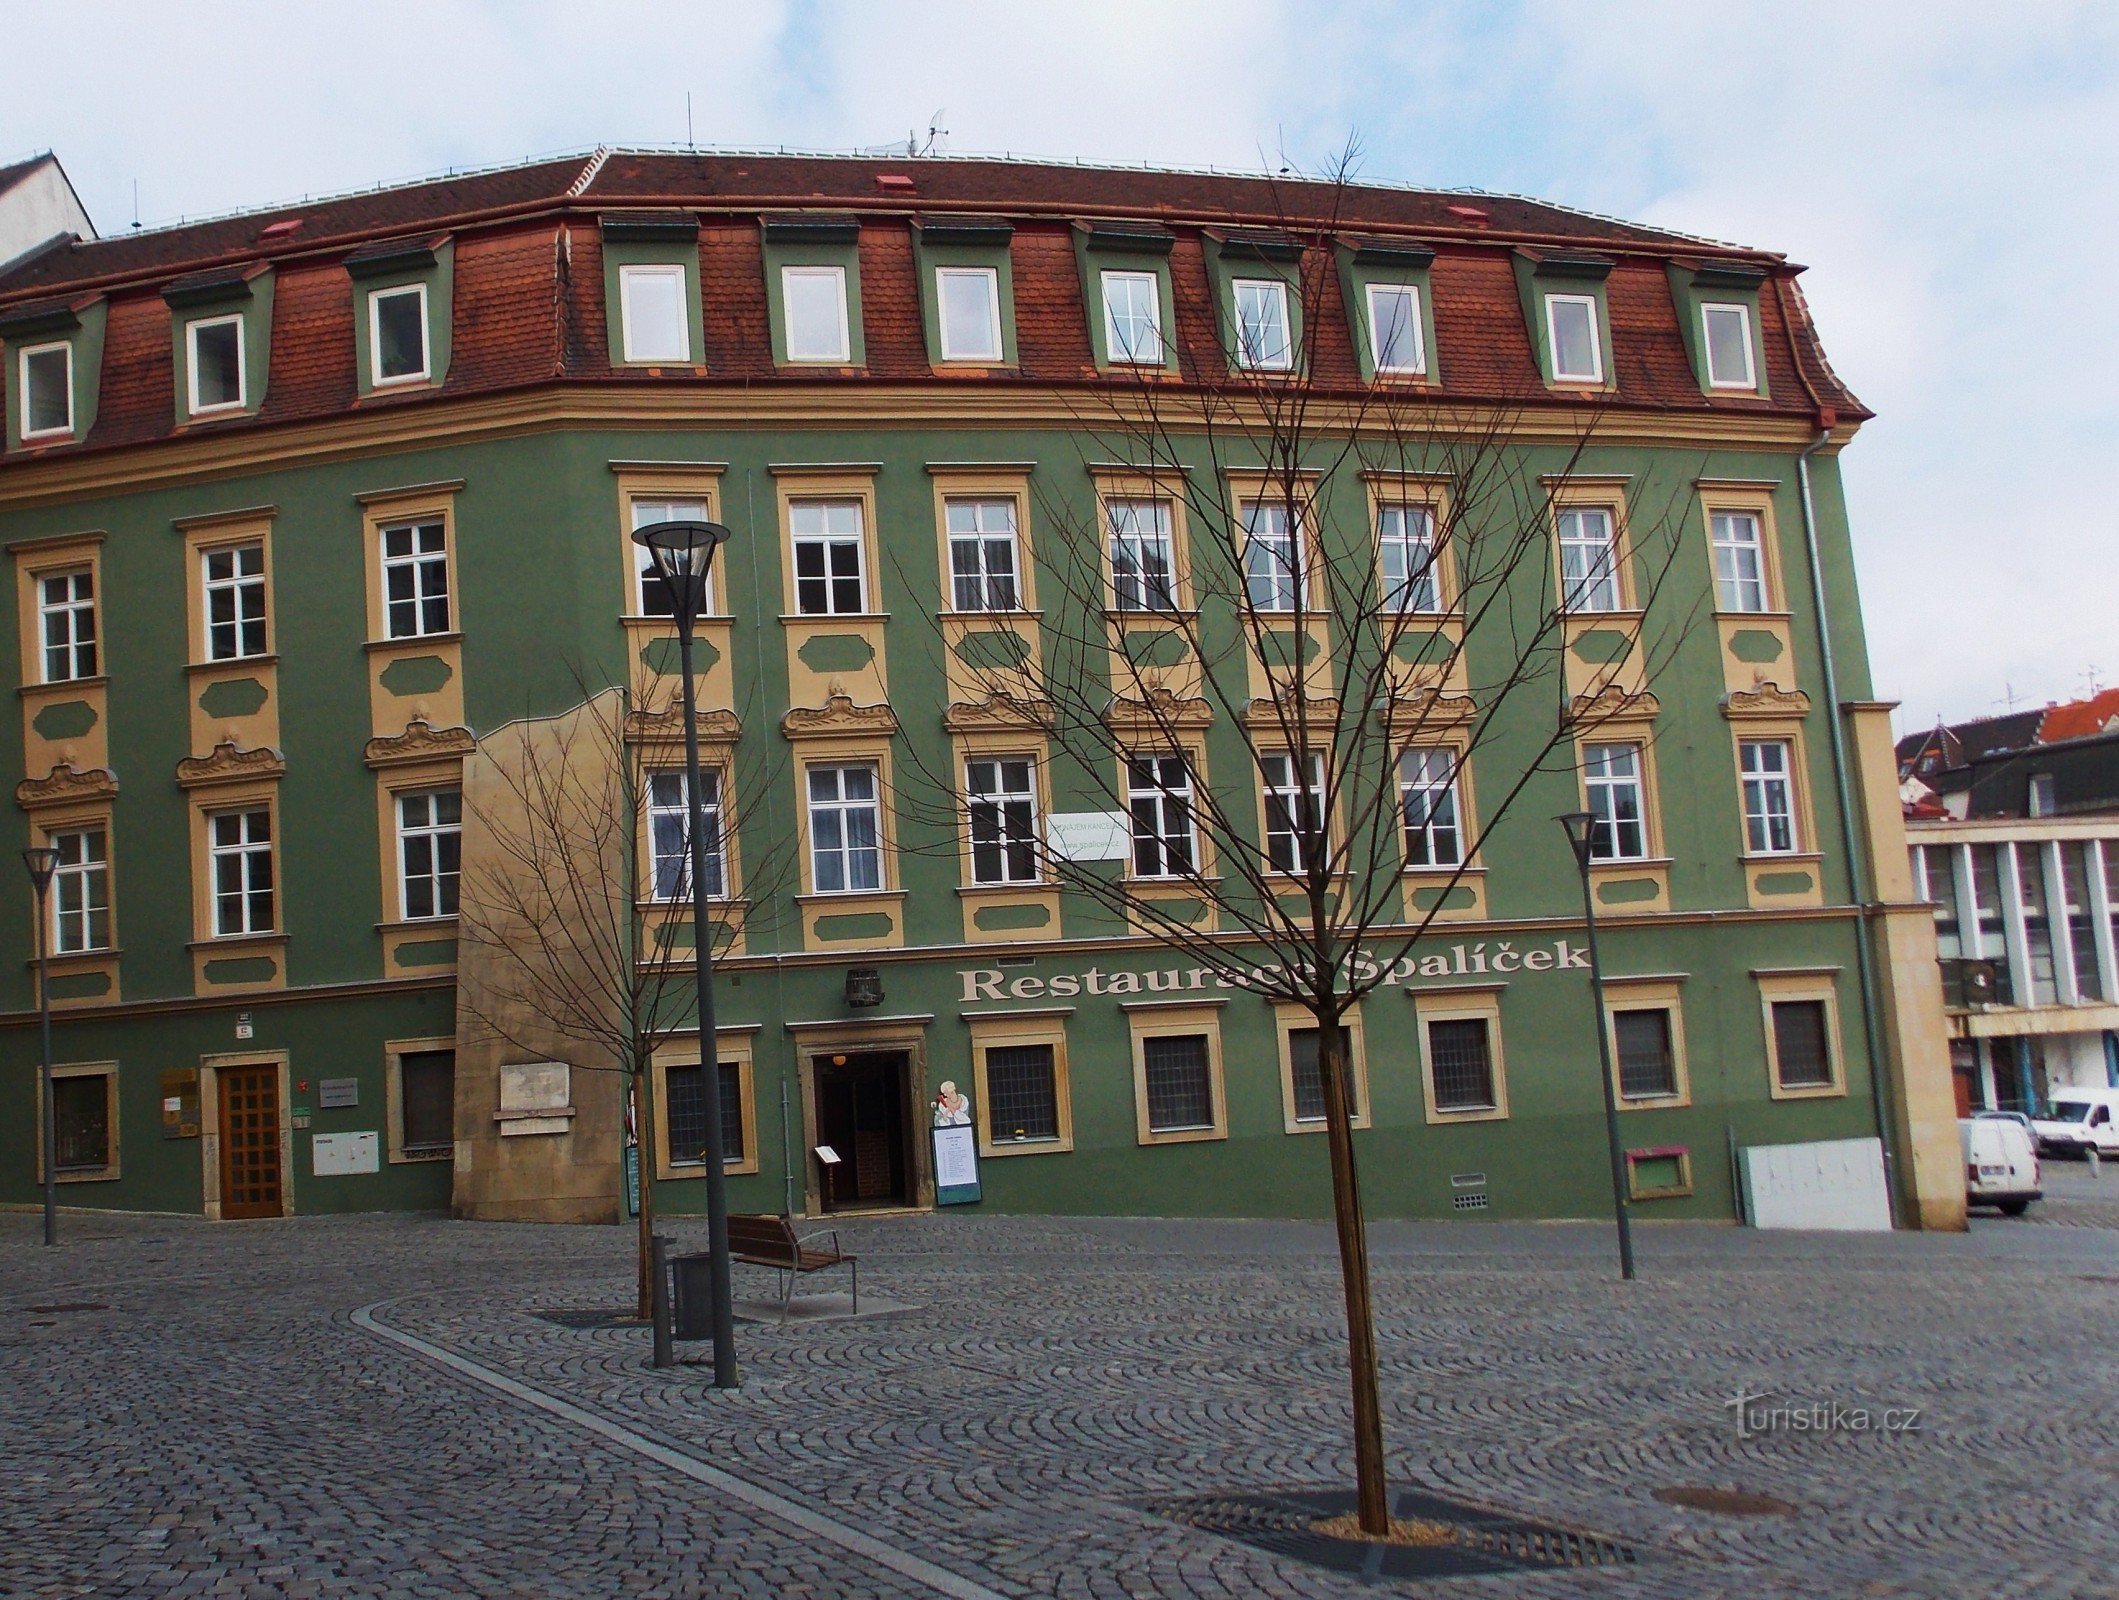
6,1173 -> 2119,1599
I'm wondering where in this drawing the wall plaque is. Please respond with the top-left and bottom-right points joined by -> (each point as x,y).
161,1068 -> 201,1139
318,1077 -> 359,1108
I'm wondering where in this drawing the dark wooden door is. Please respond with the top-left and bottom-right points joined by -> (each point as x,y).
218,1064 -> 284,1220
813,1052 -> 908,1212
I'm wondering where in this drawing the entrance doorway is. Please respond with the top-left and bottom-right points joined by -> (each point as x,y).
812,1051 -> 910,1211
218,1062 -> 285,1220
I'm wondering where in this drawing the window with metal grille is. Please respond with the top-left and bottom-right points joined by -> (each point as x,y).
790,499 -> 867,614
984,1044 -> 1059,1142
1426,1017 -> 1496,1112
665,1061 -> 744,1164
1289,1026 -> 1357,1123
1142,1034 -> 1214,1133
1770,999 -> 1834,1089
53,1074 -> 109,1171
946,498 -> 1020,611
1614,1008 -> 1677,1099
381,520 -> 449,638
399,1050 -> 455,1155
38,568 -> 96,682
966,758 -> 1039,884
1127,755 -> 1195,877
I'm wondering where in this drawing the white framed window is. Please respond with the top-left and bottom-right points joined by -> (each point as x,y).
1544,292 -> 1603,383
1701,302 -> 1756,389
38,568 -> 97,682
1366,282 -> 1425,375
1710,511 -> 1768,612
1378,503 -> 1439,613
186,314 -> 246,413
209,808 -> 274,936
647,768 -> 727,901
946,498 -> 1019,612
1232,278 -> 1293,371
966,758 -> 1040,885
619,264 -> 689,363
1399,749 -> 1462,867
1557,507 -> 1622,612
936,266 -> 1003,362
807,764 -> 882,894
789,499 -> 867,615
1101,270 -> 1163,364
396,790 -> 461,920
368,283 -> 430,384
202,542 -> 267,661
1583,742 -> 1648,862
629,498 -> 711,616
49,828 -> 109,954
1107,497 -> 1176,612
1127,755 -> 1196,878
1243,499 -> 1302,612
782,265 -> 851,363
19,340 -> 72,437
381,520 -> 450,638
1262,751 -> 1326,874
1739,739 -> 1798,855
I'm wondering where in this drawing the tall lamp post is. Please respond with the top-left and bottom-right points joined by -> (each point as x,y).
632,518 -> 740,1389
22,846 -> 60,1247
1557,812 -> 1636,1282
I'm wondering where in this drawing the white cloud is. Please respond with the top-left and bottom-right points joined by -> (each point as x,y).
5,0 -> 2111,726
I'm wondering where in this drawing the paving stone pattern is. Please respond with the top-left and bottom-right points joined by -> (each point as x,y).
4,1172 -> 2118,1600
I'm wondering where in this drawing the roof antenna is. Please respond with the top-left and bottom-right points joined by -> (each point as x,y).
686,91 -> 694,149
921,110 -> 949,157
131,179 -> 141,231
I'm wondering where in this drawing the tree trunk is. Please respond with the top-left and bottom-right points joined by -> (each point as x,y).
1315,998 -> 1389,1535
633,1068 -> 656,1320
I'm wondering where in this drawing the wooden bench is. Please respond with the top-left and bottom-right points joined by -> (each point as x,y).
726,1213 -> 858,1322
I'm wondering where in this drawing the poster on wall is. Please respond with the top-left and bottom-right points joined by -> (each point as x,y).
932,1080 -> 981,1205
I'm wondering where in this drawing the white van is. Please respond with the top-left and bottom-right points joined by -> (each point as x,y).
2032,1087 -> 2119,1158
1960,1116 -> 2041,1215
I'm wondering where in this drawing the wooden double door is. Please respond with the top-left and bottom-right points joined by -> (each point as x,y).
217,1063 -> 285,1220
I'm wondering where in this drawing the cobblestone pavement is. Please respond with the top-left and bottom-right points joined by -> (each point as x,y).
5,1194 -> 2118,1600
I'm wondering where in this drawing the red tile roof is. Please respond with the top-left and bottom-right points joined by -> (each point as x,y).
2038,688 -> 2119,745
0,149 -> 1869,467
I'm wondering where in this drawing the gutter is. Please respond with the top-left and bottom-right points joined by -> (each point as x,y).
1794,414 -> 1902,1225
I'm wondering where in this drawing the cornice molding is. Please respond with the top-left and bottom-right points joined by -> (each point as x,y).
1565,686 -> 1662,728
781,693 -> 899,739
625,705 -> 742,744
176,740 -> 286,790
1102,687 -> 1213,731
1379,687 -> 1479,734
1722,682 -> 1813,719
1244,689 -> 1341,732
943,691 -> 1055,733
15,761 -> 119,809
364,716 -> 478,768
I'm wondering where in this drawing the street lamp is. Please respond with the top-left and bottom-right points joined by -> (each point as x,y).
1556,811 -> 1636,1281
21,845 -> 60,1247
631,517 -> 739,1389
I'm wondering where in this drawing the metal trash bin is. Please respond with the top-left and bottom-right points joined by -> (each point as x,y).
670,1252 -> 716,1340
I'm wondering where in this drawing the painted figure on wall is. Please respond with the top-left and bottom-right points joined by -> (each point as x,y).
933,1081 -> 971,1127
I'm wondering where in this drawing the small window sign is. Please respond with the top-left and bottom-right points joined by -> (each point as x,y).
1048,810 -> 1132,862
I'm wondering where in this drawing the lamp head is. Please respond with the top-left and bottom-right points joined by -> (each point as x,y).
20,845 -> 59,892
1555,810 -> 1596,867
631,519 -> 732,630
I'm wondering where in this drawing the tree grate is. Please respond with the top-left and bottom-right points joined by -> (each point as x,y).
1147,1486 -> 1636,1584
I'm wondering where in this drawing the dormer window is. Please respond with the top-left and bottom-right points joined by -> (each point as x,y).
19,341 -> 72,437
187,315 -> 246,414
1366,283 -> 1425,375
619,264 -> 689,363
936,267 -> 1002,362
369,284 -> 430,384
1544,293 -> 1603,383
782,266 -> 851,363
1102,270 -> 1163,364
1701,302 -> 1756,389
1232,278 -> 1293,371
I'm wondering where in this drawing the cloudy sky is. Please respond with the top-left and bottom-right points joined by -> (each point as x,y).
7,1 -> 2113,732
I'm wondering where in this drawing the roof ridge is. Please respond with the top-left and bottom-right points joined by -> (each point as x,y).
567,147 -> 611,198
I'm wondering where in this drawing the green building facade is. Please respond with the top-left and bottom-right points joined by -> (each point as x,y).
0,152 -> 1963,1228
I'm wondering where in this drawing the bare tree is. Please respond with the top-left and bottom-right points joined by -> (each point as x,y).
900,157 -> 1701,1533
456,674 -> 790,1318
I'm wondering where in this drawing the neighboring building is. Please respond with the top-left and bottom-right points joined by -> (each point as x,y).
0,149 -> 1962,1228
0,153 -> 93,275
1904,691 -> 2119,1113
